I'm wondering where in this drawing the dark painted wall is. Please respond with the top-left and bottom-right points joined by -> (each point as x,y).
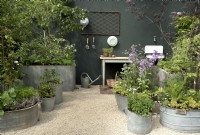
67,1 -> 182,85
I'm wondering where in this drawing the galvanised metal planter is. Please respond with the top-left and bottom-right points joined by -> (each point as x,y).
55,85 -> 63,104
0,103 -> 39,130
41,97 -> 55,112
21,65 -> 76,103
160,106 -> 200,133
115,93 -> 127,113
127,109 -> 152,134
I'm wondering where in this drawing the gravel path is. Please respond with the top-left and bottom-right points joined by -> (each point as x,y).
0,85 -> 199,135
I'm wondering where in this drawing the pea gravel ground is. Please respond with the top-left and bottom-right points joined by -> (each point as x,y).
1,85 -> 199,135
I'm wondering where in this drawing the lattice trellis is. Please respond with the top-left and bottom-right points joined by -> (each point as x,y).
81,12 -> 120,36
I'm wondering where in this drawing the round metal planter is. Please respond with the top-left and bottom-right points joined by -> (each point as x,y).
0,103 -> 39,130
41,97 -> 55,112
127,110 -> 152,134
160,106 -> 200,133
115,93 -> 127,113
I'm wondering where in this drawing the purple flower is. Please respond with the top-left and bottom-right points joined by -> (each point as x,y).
127,45 -> 162,75
148,50 -> 163,64
128,46 -> 138,63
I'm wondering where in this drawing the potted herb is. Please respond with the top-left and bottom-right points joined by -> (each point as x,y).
102,47 -> 113,57
39,69 -> 61,112
127,93 -> 155,134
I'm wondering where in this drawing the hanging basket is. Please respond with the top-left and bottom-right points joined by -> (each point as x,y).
106,72 -> 119,88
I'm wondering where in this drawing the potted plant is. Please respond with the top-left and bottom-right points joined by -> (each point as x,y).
127,92 -> 155,134
113,64 -> 139,113
157,15 -> 200,132
0,86 -> 40,130
39,69 -> 61,112
107,47 -> 113,57
158,74 -> 200,132
102,47 -> 113,57
13,0 -> 86,92
17,35 -> 77,94
113,44 -> 161,114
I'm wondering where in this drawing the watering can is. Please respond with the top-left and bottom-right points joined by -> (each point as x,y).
81,72 -> 101,88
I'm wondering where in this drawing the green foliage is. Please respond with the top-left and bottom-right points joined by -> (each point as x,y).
128,93 -> 154,117
157,76 -> 200,110
0,0 -> 33,42
16,35 -> 76,65
0,86 -> 39,115
39,69 -> 61,98
27,0 -> 86,36
113,80 -> 129,96
15,87 -> 39,101
174,16 -> 193,36
102,47 -> 113,53
0,0 -> 86,42
136,71 -> 150,93
158,37 -> 192,74
113,64 -> 139,95
159,15 -> 200,90
0,29 -> 21,89
0,88 -> 16,115
1,0 -> 86,66
157,15 -> 200,110
174,16 -> 200,37
160,77 -> 185,108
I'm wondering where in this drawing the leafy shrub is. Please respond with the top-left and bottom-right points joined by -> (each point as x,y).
113,80 -> 129,96
0,29 -> 21,89
15,87 -> 38,100
16,36 -> 76,65
0,86 -> 39,115
128,93 -> 154,117
158,76 -> 200,110
39,69 -> 61,98
113,64 -> 139,95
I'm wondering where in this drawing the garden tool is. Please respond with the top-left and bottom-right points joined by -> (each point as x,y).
81,72 -> 101,88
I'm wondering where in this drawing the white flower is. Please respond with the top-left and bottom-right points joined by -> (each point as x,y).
14,61 -> 19,64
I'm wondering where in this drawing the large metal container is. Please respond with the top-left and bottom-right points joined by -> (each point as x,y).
160,106 -> 200,133
0,103 -> 39,130
21,65 -> 76,92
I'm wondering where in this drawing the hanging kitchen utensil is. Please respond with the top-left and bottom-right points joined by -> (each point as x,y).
92,36 -> 96,49
85,38 -> 89,49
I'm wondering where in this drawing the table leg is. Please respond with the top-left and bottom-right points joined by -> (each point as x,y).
102,60 -> 105,89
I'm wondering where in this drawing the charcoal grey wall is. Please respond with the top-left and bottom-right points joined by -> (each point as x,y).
67,1 -> 182,85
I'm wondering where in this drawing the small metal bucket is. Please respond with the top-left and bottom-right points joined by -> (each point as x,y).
81,72 -> 101,88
